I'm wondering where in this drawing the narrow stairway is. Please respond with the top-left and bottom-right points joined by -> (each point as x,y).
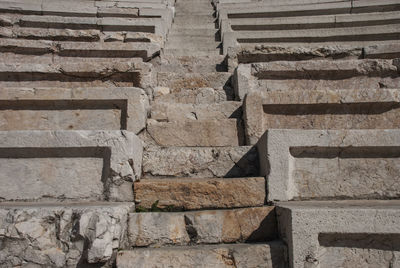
118,0 -> 286,267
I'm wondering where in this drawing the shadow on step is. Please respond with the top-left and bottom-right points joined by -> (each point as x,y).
224,145 -> 260,178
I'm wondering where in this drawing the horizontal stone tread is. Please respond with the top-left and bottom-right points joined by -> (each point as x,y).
134,177 -> 265,210
127,206 -> 277,246
117,242 -> 286,268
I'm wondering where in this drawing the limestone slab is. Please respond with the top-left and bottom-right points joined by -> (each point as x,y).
143,145 -> 259,178
0,202 -> 133,267
235,59 -> 400,99
157,72 -> 232,91
244,88 -> 400,144
151,101 -> 241,121
0,87 -> 148,134
258,129 -> 400,201
146,119 -> 240,146
0,130 -> 142,202
276,200 -> 400,268
0,61 -> 152,88
117,242 -> 286,268
128,206 -> 276,246
133,177 -> 265,210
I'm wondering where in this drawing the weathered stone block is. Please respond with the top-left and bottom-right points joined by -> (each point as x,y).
117,242 -> 287,268
133,177 -> 265,210
0,202 -> 133,267
143,145 -> 259,178
0,87 -> 149,134
146,119 -> 240,146
234,59 -> 400,99
128,207 -> 276,246
258,129 -> 400,201
0,130 -> 142,202
244,88 -> 400,144
276,200 -> 400,268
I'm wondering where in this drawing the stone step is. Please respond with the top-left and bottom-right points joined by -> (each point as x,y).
0,38 -> 160,61
231,24 -> 400,44
146,118 -> 242,146
0,201 -> 135,267
0,61 -> 151,88
277,200 -> 400,268
165,41 -> 221,50
169,28 -> 219,36
154,86 -> 233,104
157,55 -> 227,73
167,34 -> 220,43
244,88 -> 400,144
173,23 -> 216,29
117,242 -> 287,268
157,71 -> 231,91
134,177 -> 265,210
0,26 -> 101,41
0,130 -> 142,202
228,11 -> 400,31
235,59 -> 400,97
151,101 -> 241,121
128,206 -> 277,246
235,42 -> 400,64
0,87 -> 148,134
163,48 -> 221,57
17,15 -> 165,36
143,145 -> 259,178
174,15 -> 216,24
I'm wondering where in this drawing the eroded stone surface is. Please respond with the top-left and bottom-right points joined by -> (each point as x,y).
117,242 -> 287,268
0,202 -> 133,267
128,207 -> 276,246
147,119 -> 240,146
0,130 -> 143,202
143,145 -> 259,178
133,177 -> 265,210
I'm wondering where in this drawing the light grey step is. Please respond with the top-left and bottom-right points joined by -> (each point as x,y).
165,42 -> 220,50
143,145 -> 259,178
169,28 -> 219,36
173,23 -> 216,29
134,177 -> 265,210
277,200 -> 400,268
0,201 -> 134,268
151,101 -> 241,121
146,118 -> 241,146
157,55 -> 227,72
157,71 -> 231,90
117,242 -> 287,268
0,130 -> 142,202
153,86 -> 233,104
127,206 -> 277,246
163,48 -> 221,57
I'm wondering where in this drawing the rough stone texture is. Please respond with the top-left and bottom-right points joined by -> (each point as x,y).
146,119 -> 240,146
117,242 -> 287,268
154,86 -> 232,104
151,101 -> 241,121
143,145 -> 259,178
157,72 -> 232,90
128,206 -> 276,246
0,202 -> 133,267
0,87 -> 149,134
244,88 -> 400,144
133,177 -> 266,210
0,130 -> 143,202
276,200 -> 400,268
0,61 -> 153,88
235,59 -> 400,99
257,129 -> 400,201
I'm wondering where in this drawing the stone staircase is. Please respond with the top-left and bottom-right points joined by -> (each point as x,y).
1,0 -> 400,267
117,0 -> 286,266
